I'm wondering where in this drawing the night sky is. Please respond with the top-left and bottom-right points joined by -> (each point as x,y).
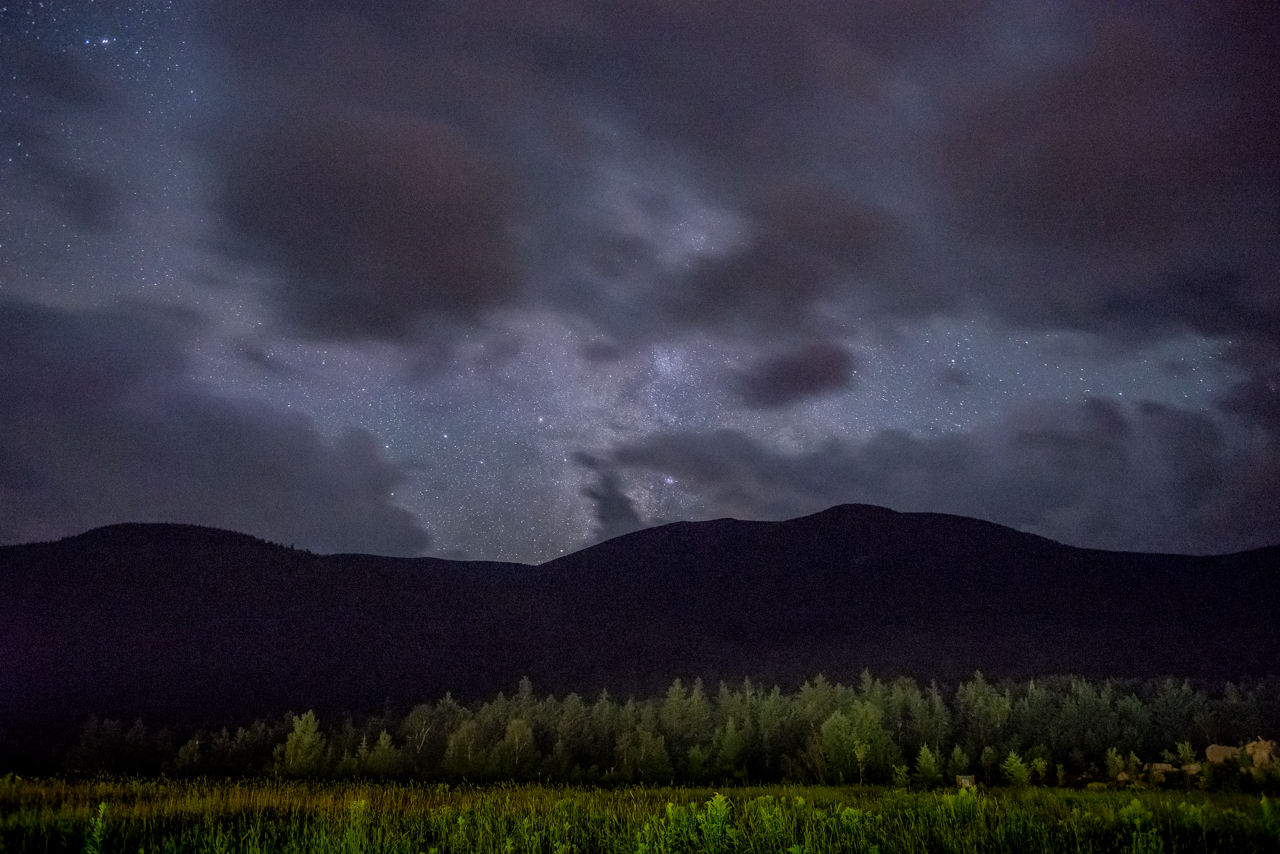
2,2 -> 1278,562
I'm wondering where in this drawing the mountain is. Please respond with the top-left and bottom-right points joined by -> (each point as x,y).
2,504 -> 1277,732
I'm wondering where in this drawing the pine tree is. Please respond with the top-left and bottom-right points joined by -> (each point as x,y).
277,711 -> 327,777
914,744 -> 943,788
716,716 -> 748,782
615,725 -> 673,782
365,731 -> 404,779
442,720 -> 483,780
490,718 -> 538,780
1001,750 -> 1031,787
947,745 -> 971,780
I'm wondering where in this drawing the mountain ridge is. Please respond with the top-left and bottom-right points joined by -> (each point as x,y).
3,503 -> 1277,734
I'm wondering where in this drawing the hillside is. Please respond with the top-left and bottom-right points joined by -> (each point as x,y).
2,504 -> 1277,731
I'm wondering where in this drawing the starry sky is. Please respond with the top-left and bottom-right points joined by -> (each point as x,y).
2,1 -> 1278,561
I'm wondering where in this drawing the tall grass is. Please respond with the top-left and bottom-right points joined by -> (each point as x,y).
1,775 -> 1278,853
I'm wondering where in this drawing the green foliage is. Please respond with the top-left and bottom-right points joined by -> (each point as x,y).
820,711 -> 859,784
980,745 -> 1000,785
616,725 -> 674,783
442,719 -> 483,780
364,730 -> 406,779
913,744 -> 943,789
19,671 -> 1280,791
946,745 -> 970,779
714,716 -> 748,781
490,718 -> 538,780
957,672 -> 1011,757
4,777 -> 1280,853
1263,796 -> 1280,843
1001,750 -> 1032,787
891,763 -> 910,788
82,802 -> 107,854
276,711 -> 328,777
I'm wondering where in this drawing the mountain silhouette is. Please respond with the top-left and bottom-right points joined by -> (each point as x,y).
3,504 -> 1277,732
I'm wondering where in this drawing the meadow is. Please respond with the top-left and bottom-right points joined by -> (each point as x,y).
2,775 -> 1279,854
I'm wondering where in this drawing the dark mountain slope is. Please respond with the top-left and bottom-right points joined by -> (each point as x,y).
2,506 -> 1276,733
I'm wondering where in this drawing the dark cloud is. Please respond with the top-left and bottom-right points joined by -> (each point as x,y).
661,192 -> 912,335
0,298 -> 428,554
211,110 -> 522,341
198,1 -> 1280,353
942,8 -> 1280,250
197,1 -> 953,345
574,453 -> 644,543
1219,356 -> 1280,433
732,343 -> 857,409
1095,269 -> 1280,343
1,47 -> 120,231
935,5 -> 1280,339
580,340 -> 625,363
11,44 -> 108,106
606,396 -> 1279,555
937,366 -> 971,389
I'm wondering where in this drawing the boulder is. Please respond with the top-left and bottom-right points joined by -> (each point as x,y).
1244,738 -> 1276,767
1206,744 -> 1239,765
1243,738 -> 1277,781
1147,762 -> 1176,784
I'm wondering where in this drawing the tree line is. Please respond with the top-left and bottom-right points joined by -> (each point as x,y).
51,672 -> 1280,786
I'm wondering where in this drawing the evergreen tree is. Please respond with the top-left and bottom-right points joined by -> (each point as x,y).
755,686 -> 792,776
1000,750 -> 1031,787
442,720 -> 484,780
947,745 -> 970,780
364,731 -> 405,778
914,744 -> 943,788
276,711 -> 327,777
1054,678 -> 1122,770
490,718 -> 538,780
885,678 -> 926,762
615,725 -> 673,782
957,672 -> 1011,760
1116,692 -> 1152,758
585,689 -> 620,774
715,716 -> 749,782
820,711 -> 859,784
919,682 -> 953,755
1150,678 -> 1207,750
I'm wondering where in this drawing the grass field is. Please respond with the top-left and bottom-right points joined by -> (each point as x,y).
2,775 -> 1279,853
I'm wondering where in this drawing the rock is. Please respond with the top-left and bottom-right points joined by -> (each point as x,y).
1206,744 -> 1239,765
1243,738 -> 1277,781
1147,762 -> 1176,784
1245,738 -> 1276,767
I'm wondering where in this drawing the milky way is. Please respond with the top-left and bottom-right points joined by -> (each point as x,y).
3,2 -> 1278,560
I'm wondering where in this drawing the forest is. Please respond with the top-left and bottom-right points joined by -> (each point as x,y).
33,672 -> 1280,789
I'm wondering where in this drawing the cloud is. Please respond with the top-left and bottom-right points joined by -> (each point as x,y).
933,5 -> 1280,341
0,298 -> 429,554
575,453 -> 644,543
211,110 -> 522,341
732,343 -> 857,409
2,46 -> 120,232
196,1 -> 1280,354
605,396 -> 1279,555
